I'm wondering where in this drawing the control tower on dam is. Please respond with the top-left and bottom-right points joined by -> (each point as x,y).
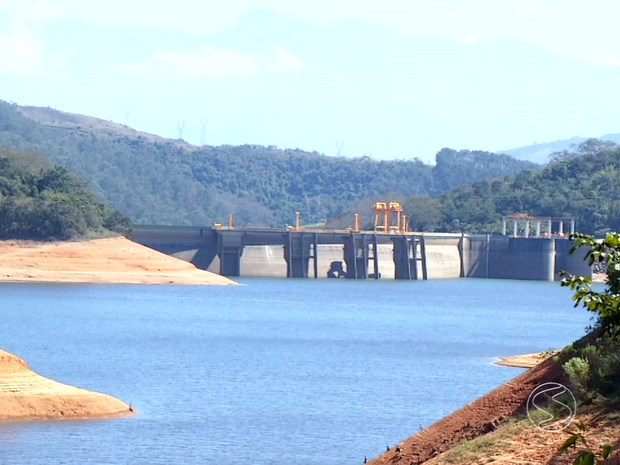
130,225 -> 591,281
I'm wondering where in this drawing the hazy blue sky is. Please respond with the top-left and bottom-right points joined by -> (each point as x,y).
1,1 -> 619,162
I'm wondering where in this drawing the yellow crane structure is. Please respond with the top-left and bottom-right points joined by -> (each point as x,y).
373,201 -> 407,234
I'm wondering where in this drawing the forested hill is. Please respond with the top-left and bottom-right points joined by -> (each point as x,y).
407,140 -> 620,234
0,100 -> 537,227
0,147 -> 131,240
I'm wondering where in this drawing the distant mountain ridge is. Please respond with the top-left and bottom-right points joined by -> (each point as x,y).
15,104 -> 195,150
500,133 -> 620,164
0,99 -> 537,227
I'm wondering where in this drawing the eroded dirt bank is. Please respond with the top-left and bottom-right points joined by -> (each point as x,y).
0,349 -> 133,421
0,237 -> 235,285
369,357 -> 564,464
370,330 -> 612,464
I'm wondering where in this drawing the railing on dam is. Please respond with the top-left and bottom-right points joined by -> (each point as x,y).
130,226 -> 592,281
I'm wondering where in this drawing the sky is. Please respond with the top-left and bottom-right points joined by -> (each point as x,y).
1,0 -> 620,162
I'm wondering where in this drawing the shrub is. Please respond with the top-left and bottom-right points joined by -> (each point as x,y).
563,357 -> 590,394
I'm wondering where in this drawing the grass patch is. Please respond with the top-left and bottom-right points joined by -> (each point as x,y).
441,418 -> 530,463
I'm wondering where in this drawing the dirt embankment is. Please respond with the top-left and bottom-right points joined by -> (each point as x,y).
0,237 -> 236,285
422,401 -> 620,465
0,349 -> 133,421
370,357 -> 565,464
371,330 -> 611,465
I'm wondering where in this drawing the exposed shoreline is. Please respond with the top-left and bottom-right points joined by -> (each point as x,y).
0,349 -> 133,422
0,237 -> 236,285
494,350 -> 558,368
0,237 -> 234,420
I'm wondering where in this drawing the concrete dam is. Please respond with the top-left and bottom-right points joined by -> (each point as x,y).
130,226 -> 592,281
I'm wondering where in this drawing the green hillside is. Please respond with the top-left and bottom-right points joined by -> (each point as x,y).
0,100 -> 537,227
406,139 -> 620,234
0,146 -> 130,240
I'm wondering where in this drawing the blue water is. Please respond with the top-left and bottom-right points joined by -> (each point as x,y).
0,278 -> 592,464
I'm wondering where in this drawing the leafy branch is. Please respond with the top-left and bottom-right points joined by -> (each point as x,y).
561,232 -> 620,335
559,421 -> 614,465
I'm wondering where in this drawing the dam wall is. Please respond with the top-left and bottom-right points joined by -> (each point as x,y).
235,245 -> 396,279
464,236 -> 592,281
130,227 -> 593,281
555,239 -> 592,280
489,237 -> 556,281
239,246 -> 287,277
425,238 -> 462,279
235,242 -> 461,279
464,236 -> 555,280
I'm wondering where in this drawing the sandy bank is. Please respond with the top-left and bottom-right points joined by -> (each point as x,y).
495,350 -> 558,368
0,349 -> 132,421
0,237 -> 236,285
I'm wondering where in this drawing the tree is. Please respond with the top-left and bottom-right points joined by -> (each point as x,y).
0,147 -> 132,240
561,232 -> 620,337
402,196 -> 443,231
550,138 -> 617,163
559,235 -> 620,464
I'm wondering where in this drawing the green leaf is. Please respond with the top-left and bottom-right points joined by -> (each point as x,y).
574,451 -> 596,465
559,434 -> 580,454
602,443 -> 613,459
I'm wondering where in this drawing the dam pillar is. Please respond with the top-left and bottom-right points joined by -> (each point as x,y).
393,236 -> 409,279
284,233 -> 312,278
217,231 -> 245,277
462,234 -> 490,278
392,236 -> 429,280
371,235 -> 380,279
392,235 -> 428,280
191,243 -> 219,271
343,234 -> 369,279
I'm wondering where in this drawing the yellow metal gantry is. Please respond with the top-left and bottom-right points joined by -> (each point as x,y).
373,201 -> 405,234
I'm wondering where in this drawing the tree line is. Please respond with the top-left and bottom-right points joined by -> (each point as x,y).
402,140 -> 620,235
0,146 -> 131,240
0,100 -> 537,227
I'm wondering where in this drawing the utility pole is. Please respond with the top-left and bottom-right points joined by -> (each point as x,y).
335,140 -> 344,157
199,117 -> 208,146
124,104 -> 132,126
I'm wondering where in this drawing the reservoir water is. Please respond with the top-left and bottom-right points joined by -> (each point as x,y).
0,278 -> 592,464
